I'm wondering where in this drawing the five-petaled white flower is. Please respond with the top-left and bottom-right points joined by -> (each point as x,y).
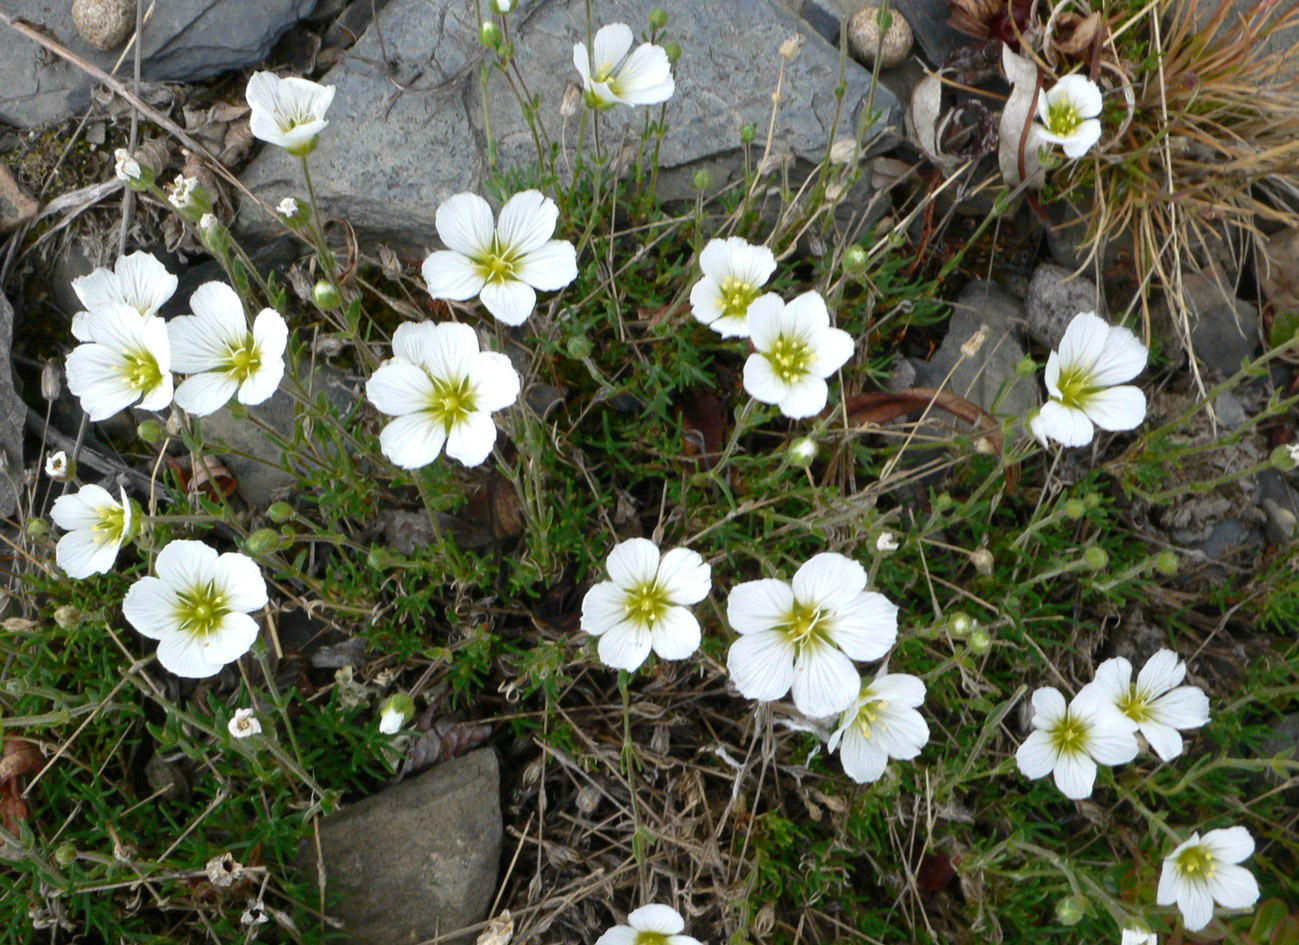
594,905 -> 702,945
167,282 -> 288,416
580,538 -> 712,672
1015,685 -> 1139,799
65,304 -> 173,421
45,450 -> 70,481
122,540 -> 267,678
574,23 -> 675,109
1036,75 -> 1103,158
228,708 -> 262,739
743,291 -> 854,419
422,190 -> 578,327
366,321 -> 520,468
689,237 -> 778,338
726,552 -> 898,718
71,251 -> 177,342
50,483 -> 133,579
1157,826 -> 1260,932
114,148 -> 141,182
245,71 -> 336,155
1079,650 -> 1210,762
828,672 -> 929,784
1030,311 -> 1148,448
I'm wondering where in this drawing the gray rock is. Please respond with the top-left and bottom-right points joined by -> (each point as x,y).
911,280 -> 1040,421
0,294 -> 23,517
238,0 -> 897,244
1211,391 -> 1248,430
1178,271 -> 1259,375
1,0 -> 316,128
891,0 -> 969,66
1024,262 -> 1107,349
299,749 -> 502,945
1256,469 -> 1299,545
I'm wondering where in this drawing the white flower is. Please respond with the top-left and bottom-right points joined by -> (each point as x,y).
580,538 -> 712,672
122,540 -> 267,678
1121,928 -> 1158,945
743,291 -> 854,419
167,282 -> 288,416
689,237 -> 778,338
378,694 -> 414,734
65,304 -> 173,421
1079,650 -> 1210,762
70,251 -> 177,341
574,24 -> 675,109
167,175 -> 199,211
277,196 -> 300,218
1015,685 -> 1139,799
726,552 -> 898,718
1157,827 -> 1260,931
594,905 -> 702,945
1036,75 -> 1103,158
50,483 -> 133,579
114,148 -> 141,182
228,708 -> 262,738
1030,311 -> 1148,448
827,672 -> 929,783
1288,443 -> 1299,464
422,190 -> 578,327
366,321 -> 520,468
45,450 -> 70,481
245,71 -> 336,155
876,531 -> 899,553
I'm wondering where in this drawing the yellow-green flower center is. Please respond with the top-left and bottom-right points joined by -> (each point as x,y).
92,504 -> 128,546
718,277 -> 758,321
1117,684 -> 1152,723
425,375 -> 478,432
623,580 -> 671,627
1048,711 -> 1090,755
174,581 -> 230,638
765,335 -> 813,385
780,600 -> 829,654
634,933 -> 669,945
1054,364 -> 1100,410
1175,844 -> 1217,880
1046,99 -> 1083,137
121,348 -> 164,394
476,239 -> 519,285
854,690 -> 890,739
223,334 -> 263,383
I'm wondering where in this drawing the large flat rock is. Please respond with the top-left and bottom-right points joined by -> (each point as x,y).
237,0 -> 898,243
0,0 -> 317,128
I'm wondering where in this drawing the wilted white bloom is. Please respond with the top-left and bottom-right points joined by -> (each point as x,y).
743,291 -> 854,419
876,531 -> 899,553
1015,685 -> 1139,799
277,196 -> 300,217
1036,75 -> 1103,158
240,899 -> 269,927
1121,928 -> 1157,945
580,538 -> 712,672
70,251 -> 177,341
1079,650 -> 1210,762
50,483 -> 133,579
205,852 -> 244,887
113,148 -> 141,182
167,175 -> 198,211
689,237 -> 778,338
167,282 -> 288,416
574,23 -> 675,109
726,552 -> 898,717
1157,827 -> 1260,931
422,190 -> 578,327
594,905 -> 702,945
45,450 -> 70,481
65,304 -> 173,421
366,321 -> 520,468
122,540 -> 267,678
828,672 -> 929,783
1030,312 -> 1148,448
228,708 -> 262,738
245,71 -> 336,155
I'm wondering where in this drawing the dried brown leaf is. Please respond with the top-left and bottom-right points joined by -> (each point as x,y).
395,719 -> 492,782
998,44 -> 1045,189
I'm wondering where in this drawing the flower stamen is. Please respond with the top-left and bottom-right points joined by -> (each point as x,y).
765,334 -> 813,384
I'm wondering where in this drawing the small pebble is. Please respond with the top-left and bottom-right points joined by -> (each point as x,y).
72,0 -> 134,52
847,5 -> 914,69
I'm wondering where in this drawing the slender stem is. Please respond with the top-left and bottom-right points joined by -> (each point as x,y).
619,670 -> 649,902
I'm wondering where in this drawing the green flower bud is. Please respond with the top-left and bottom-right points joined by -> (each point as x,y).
948,612 -> 975,637
1153,549 -> 1179,575
54,842 -> 79,867
1270,444 -> 1299,471
740,122 -> 757,144
933,492 -> 954,512
479,20 -> 504,49
1083,492 -> 1102,509
566,334 -> 593,360
968,628 -> 992,655
53,605 -> 81,629
379,693 -> 416,733
649,8 -> 668,29
488,0 -> 512,13
788,437 -> 817,467
692,168 -> 713,191
137,419 -> 166,444
1063,498 -> 1086,520
26,518 -> 50,539
663,40 -> 682,63
313,280 -> 342,310
267,501 -> 295,524
1083,545 -> 1109,570
1055,894 -> 1087,926
367,547 -> 393,570
199,213 -> 229,254
842,244 -> 868,271
245,528 -> 281,556
1015,355 -> 1037,377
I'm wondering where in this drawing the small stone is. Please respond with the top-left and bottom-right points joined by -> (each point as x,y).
1025,262 -> 1107,349
72,0 -> 134,51
847,5 -> 913,69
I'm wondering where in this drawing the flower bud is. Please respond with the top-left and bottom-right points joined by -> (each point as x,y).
137,419 -> 166,444
313,280 -> 342,310
1063,498 -> 1086,520
970,547 -> 994,575
948,611 -> 975,637
1153,549 -> 1179,575
663,40 -> 682,63
367,547 -> 393,570
26,518 -> 50,539
566,334 -> 593,360
649,8 -> 668,29
968,628 -> 992,654
560,84 -> 582,117
692,168 -> 713,191
933,492 -> 954,512
1271,443 -> 1299,471
1083,545 -> 1109,570
267,501 -> 295,524
788,436 -> 817,467
842,244 -> 868,271
54,842 -> 79,867
740,123 -> 757,144
245,528 -> 281,556
1083,492 -> 1101,509
479,20 -> 504,49
53,605 -> 81,629
1054,894 -> 1087,926
379,693 -> 416,734
1015,355 -> 1037,377
41,359 -> 60,402
488,0 -> 512,12
199,213 -> 229,254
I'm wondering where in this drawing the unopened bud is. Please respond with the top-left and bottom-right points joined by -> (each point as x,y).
313,280 -> 342,310
960,325 -> 988,359
692,168 -> 713,191
970,547 -> 994,575
948,612 -> 975,637
561,84 -> 582,117
788,436 -> 817,467
779,35 -> 804,60
367,547 -> 393,570
649,8 -> 668,29
1083,492 -> 1101,509
379,693 -> 416,734
137,419 -> 166,444
1271,444 -> 1299,471
740,123 -> 757,144
1054,894 -> 1087,927
934,492 -> 954,512
968,628 -> 992,654
566,334 -> 593,359
662,40 -> 681,63
843,244 -> 867,271
199,213 -> 229,254
1063,498 -> 1086,520
228,400 -> 248,421
479,20 -> 504,49
1083,545 -> 1109,570
488,0 -> 512,12
41,359 -> 60,402
54,842 -> 79,867
1153,549 -> 1179,575
245,528 -> 281,556
53,605 -> 81,629
267,501 -> 295,524
1015,355 -> 1037,377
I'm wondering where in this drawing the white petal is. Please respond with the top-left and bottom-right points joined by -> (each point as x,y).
367,360 -> 434,416
726,629 -> 795,702
1057,312 -> 1111,375
122,576 -> 181,640
838,726 -> 889,783
1177,880 -> 1215,932
155,539 -> 218,591
627,905 -> 684,936
1051,75 -> 1103,118
1086,724 -> 1138,765
497,190 -> 558,256
1088,657 -> 1133,709
136,371 -> 174,413
1043,349 -> 1063,399
726,579 -> 794,633
790,643 -> 860,717
870,673 -> 926,709
391,321 -> 438,364
1209,863 -> 1259,910
784,291 -> 831,333
730,239 -> 777,287
175,372 -> 239,416
875,705 -> 930,759
1157,854 -> 1182,905
1148,686 -> 1210,730
655,547 -> 711,605
56,529 -> 113,579
778,375 -> 829,419
251,306 -> 289,363
213,552 -> 268,612
114,251 -> 177,314
1034,400 -> 1095,447
1090,324 -> 1148,386
1083,385 -> 1146,432
479,279 -> 537,326
592,23 -> 634,75
435,192 -> 495,257
423,250 -> 486,302
606,538 -> 662,588
1139,720 -> 1184,762
245,71 -> 282,116
1204,826 -> 1254,864
650,606 -> 701,661
597,622 -> 652,671
572,42 -> 594,84
1015,730 -> 1059,779
809,326 -> 854,376
156,632 -> 224,678
379,413 -> 447,468
580,581 -> 627,636
689,277 -> 724,327
1137,649 -> 1186,696
514,240 -> 578,292
1030,687 -> 1068,727
72,267 -> 126,313
830,600 -> 897,668
742,353 -> 789,406
745,294 -> 786,349
1053,750 -> 1097,799
1060,119 -> 1102,158
697,239 -> 734,282
792,553 -> 867,612
466,351 -> 521,412
444,411 -> 498,466
203,612 -> 260,664
51,485 -> 113,530
613,44 -> 674,104
422,322 -> 479,380
180,282 -> 245,365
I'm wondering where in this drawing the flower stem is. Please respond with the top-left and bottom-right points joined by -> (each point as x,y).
618,670 -> 650,902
